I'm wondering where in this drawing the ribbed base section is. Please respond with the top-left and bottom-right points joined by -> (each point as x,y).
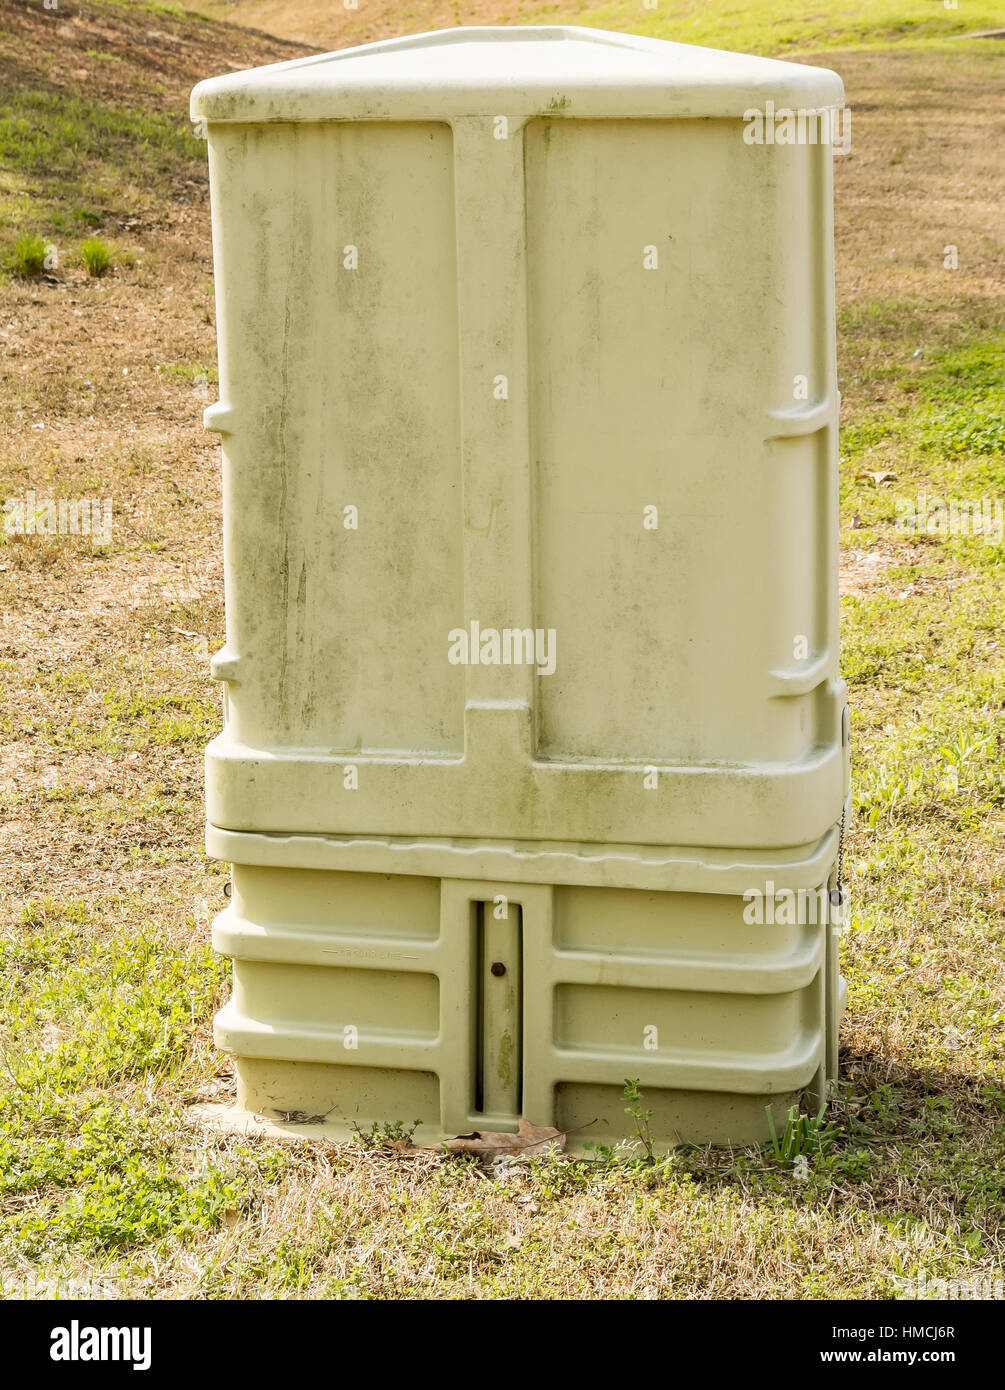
206,832 -> 845,1148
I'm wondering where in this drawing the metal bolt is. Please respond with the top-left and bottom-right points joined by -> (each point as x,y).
490,961 -> 506,977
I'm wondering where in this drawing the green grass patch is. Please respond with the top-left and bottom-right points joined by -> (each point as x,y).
841,333 -> 1005,479
80,235 -> 112,277
0,84 -> 204,251
8,231 -> 48,277
159,362 -> 219,384
0,90 -> 201,181
549,0 -> 1005,53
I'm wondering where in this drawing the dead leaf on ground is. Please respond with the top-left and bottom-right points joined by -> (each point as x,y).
384,1139 -> 423,1156
355,1118 -> 567,1161
856,470 -> 897,485
443,1117 -> 566,1159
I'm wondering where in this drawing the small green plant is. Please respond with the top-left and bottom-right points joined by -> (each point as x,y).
11,232 -> 47,277
80,237 -> 112,278
351,1118 -> 422,1149
869,1083 -> 902,1126
584,1081 -> 672,1168
623,1078 -> 657,1163
765,1104 -> 840,1161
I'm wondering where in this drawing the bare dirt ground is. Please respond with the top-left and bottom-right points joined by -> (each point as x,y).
1,0 -> 310,908
179,0 -> 536,50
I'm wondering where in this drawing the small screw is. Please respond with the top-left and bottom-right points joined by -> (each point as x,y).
490,961 -> 506,977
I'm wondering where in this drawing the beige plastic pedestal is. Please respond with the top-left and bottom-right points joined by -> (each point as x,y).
192,27 -> 848,1150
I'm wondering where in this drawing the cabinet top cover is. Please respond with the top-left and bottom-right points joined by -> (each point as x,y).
190,24 -> 844,123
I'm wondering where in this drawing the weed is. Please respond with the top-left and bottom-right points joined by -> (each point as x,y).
765,1105 -> 841,1162
622,1078 -> 657,1163
351,1119 -> 422,1149
583,1139 -> 617,1164
80,237 -> 112,277
10,232 -> 47,277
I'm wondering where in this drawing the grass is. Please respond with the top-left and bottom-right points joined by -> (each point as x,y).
158,361 -> 219,384
0,0 -> 1002,1299
840,333 -> 1005,466
9,231 -> 48,277
0,89 -> 202,182
80,236 -> 112,277
0,913 -> 279,1260
567,0 -> 1005,51
178,0 -> 1005,56
0,39 -> 206,264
